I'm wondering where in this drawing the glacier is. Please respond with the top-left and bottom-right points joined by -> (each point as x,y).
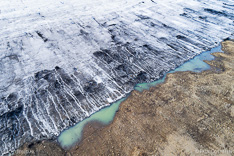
0,0 -> 233,154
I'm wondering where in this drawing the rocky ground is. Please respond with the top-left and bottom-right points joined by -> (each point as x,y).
15,40 -> 233,156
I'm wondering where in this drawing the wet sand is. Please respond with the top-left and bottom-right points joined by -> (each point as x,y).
15,40 -> 234,156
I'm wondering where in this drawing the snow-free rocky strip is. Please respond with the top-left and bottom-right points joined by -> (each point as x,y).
0,0 -> 233,154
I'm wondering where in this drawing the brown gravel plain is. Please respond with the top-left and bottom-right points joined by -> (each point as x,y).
15,40 -> 234,156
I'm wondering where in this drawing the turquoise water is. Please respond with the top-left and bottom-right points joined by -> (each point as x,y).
58,97 -> 127,149
135,45 -> 222,92
58,44 -> 222,149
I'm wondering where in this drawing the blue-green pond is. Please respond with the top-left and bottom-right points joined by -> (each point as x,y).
58,44 -> 223,149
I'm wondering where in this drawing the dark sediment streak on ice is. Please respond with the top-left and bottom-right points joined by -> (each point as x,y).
0,0 -> 233,154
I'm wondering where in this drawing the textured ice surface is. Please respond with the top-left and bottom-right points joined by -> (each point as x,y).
0,0 -> 233,154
